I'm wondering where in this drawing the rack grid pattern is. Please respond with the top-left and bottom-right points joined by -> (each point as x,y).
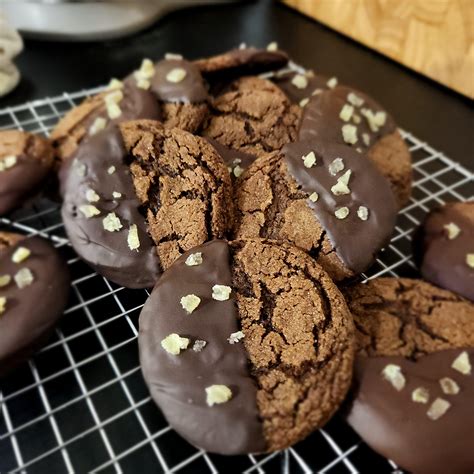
0,85 -> 472,474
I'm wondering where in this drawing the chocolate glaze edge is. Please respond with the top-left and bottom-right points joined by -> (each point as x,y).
139,240 -> 266,455
346,348 -> 474,474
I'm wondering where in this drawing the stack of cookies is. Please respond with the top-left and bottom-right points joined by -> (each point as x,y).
0,44 -> 472,472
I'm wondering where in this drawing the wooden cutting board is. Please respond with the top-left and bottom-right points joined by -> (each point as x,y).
282,0 -> 474,98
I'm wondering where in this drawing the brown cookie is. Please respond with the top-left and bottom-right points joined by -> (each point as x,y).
0,130 -> 54,215
60,120 -> 233,288
51,80 -> 161,162
52,58 -> 210,162
342,278 -> 474,474
297,86 -> 412,208
201,76 -> 301,169
194,46 -> 288,80
234,137 -> 397,282
145,57 -> 210,133
0,231 -> 70,376
414,201 -> 474,301
139,239 -> 355,454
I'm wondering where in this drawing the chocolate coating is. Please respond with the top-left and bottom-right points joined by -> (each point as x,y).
60,126 -> 161,289
150,59 -> 209,103
272,71 -> 330,104
0,131 -> 54,215
195,47 -> 288,79
0,156 -> 49,215
417,202 -> 474,301
283,138 -> 397,274
300,85 -> 396,152
0,234 -> 70,376
139,240 -> 265,455
346,349 -> 474,474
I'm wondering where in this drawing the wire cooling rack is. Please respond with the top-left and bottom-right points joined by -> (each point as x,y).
0,86 -> 472,474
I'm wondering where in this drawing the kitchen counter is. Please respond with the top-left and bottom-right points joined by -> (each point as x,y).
1,0 -> 473,170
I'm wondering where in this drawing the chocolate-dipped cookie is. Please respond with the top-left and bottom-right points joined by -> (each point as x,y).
0,130 -> 54,215
139,239 -> 355,454
52,57 -> 210,162
295,85 -> 412,208
60,120 -> 233,289
343,278 -> 474,474
234,97 -> 398,282
202,76 -> 301,173
0,232 -> 70,376
194,45 -> 289,82
415,201 -> 474,301
51,79 -> 161,162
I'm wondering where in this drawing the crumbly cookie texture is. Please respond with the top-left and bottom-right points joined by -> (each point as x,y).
202,77 -> 301,159
229,239 -> 355,451
119,120 -> 234,270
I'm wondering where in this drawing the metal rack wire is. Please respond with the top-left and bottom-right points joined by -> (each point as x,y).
0,85 -> 472,474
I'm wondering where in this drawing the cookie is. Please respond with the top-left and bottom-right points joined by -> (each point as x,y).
414,201 -> 474,301
139,57 -> 210,133
51,57 -> 210,162
139,239 -> 355,455
60,120 -> 233,288
343,278 -> 474,474
51,79 -> 161,162
0,232 -> 70,376
0,130 -> 54,215
201,76 -> 301,171
194,45 -> 288,82
298,86 -> 412,208
234,101 -> 398,282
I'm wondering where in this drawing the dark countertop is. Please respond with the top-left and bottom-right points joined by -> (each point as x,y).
2,0 -> 473,170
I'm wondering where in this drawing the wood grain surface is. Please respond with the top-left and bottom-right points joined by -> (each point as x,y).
282,0 -> 474,98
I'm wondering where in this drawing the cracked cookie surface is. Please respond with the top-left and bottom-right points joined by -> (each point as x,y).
343,277 -> 474,474
201,77 -> 301,165
343,277 -> 474,358
60,120 -> 233,288
139,238 -> 354,454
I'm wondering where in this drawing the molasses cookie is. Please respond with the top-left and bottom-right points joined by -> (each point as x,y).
202,76 -> 301,172
234,103 -> 398,281
415,201 -> 474,301
194,45 -> 288,81
139,239 -> 355,454
51,78 -> 161,162
0,130 -> 54,215
52,57 -> 210,162
0,232 -> 70,376
297,86 -> 412,208
60,120 -> 233,289
343,278 -> 474,474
